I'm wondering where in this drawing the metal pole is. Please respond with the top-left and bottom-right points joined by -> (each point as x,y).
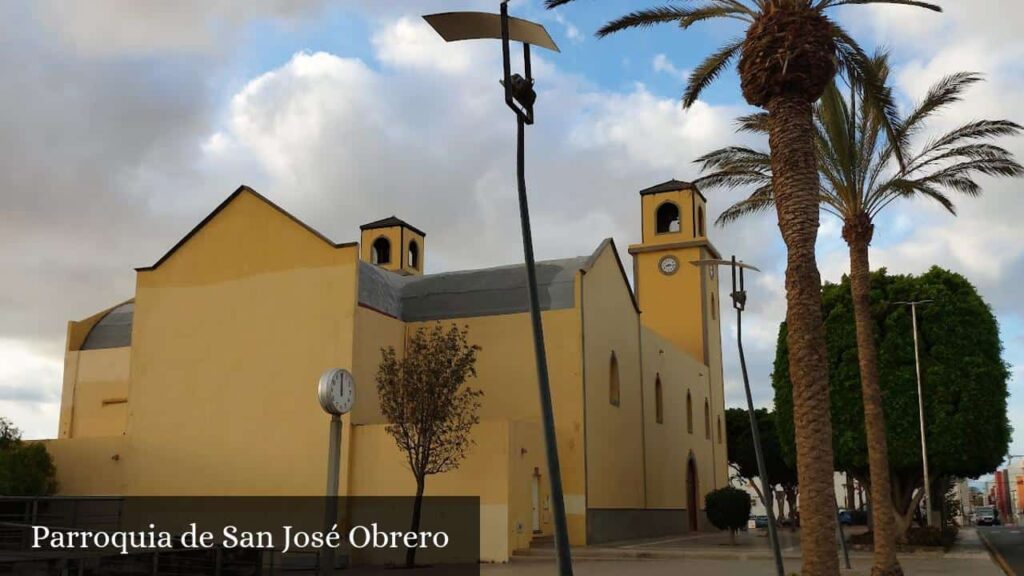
322,413 -> 341,576
910,303 -> 933,527
516,113 -> 573,575
732,257 -> 785,576
835,499 -> 851,569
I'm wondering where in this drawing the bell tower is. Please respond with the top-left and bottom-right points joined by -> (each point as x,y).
359,216 -> 426,276
628,180 -> 721,365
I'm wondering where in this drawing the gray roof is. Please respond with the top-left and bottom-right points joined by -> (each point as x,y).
360,216 -> 426,237
81,252 -> 597,350
358,257 -> 587,321
81,302 -> 134,350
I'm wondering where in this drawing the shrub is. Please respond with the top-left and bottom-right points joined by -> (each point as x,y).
705,486 -> 752,544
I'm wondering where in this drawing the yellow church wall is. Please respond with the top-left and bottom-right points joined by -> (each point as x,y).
42,436 -> 126,495
402,308 -> 588,547
60,347 -> 131,439
580,244 -> 646,510
346,421 -> 512,562
641,328 -> 719,510
121,190 -> 360,496
349,306 -> 406,426
701,247 -> 730,487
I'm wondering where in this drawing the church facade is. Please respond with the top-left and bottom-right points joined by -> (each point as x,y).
45,180 -> 728,561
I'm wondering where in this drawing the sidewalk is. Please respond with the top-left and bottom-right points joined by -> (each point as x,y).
508,527 -> 1001,575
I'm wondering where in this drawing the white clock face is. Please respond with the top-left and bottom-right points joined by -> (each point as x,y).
659,256 -> 679,275
318,368 -> 355,415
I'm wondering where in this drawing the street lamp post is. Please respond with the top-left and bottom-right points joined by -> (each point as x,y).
423,6 -> 573,575
895,300 -> 934,526
691,256 -> 784,576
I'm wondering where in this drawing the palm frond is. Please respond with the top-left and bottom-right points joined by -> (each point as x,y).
899,72 -> 984,140
816,0 -> 941,11
831,27 -> 908,169
715,185 -> 776,225
683,37 -> 744,107
735,112 -> 769,134
597,5 -> 745,38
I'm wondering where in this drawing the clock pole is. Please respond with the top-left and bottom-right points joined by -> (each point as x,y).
317,368 -> 354,575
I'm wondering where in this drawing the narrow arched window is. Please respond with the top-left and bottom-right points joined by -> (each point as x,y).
717,415 -> 723,444
655,375 -> 664,424
408,240 -> 419,269
655,202 -> 681,234
686,391 -> 693,434
372,237 -> 391,265
698,206 -> 706,237
609,352 -> 620,406
711,292 -> 717,321
705,399 -> 711,439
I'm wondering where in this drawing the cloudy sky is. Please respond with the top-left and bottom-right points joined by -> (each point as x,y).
1,1 -> 1021,462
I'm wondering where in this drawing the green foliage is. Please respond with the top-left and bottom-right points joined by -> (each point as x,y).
0,417 -> 58,496
725,407 -> 797,488
705,486 -> 753,535
772,267 -> 1012,483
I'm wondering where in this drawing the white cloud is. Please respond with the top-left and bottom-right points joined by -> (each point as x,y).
652,53 -> 689,82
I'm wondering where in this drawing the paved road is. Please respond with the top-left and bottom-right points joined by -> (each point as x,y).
980,526 -> 1024,575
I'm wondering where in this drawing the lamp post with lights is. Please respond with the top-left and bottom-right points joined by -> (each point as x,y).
691,256 -> 784,576
423,5 -> 573,574
894,299 -> 935,526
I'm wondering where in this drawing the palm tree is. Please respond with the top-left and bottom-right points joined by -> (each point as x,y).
544,2 -> 941,575
695,55 -> 1023,574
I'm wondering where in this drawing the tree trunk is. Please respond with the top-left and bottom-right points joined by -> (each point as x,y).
785,487 -> 799,530
406,477 -> 425,568
844,217 -> 903,576
767,94 -> 839,576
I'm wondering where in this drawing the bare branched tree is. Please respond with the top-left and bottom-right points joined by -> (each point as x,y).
376,323 -> 483,568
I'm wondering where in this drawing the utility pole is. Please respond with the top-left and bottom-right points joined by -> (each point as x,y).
896,300 -> 934,526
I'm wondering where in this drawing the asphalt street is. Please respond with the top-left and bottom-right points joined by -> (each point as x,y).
980,526 -> 1024,575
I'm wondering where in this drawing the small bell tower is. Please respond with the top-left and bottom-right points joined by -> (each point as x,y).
628,180 -> 720,365
359,216 -> 426,276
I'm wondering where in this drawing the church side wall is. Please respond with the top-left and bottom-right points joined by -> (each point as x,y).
580,246 -> 647,541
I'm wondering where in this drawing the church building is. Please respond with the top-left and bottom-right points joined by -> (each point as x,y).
45,180 -> 728,561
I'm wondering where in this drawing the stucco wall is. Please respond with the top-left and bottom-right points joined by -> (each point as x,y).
61,347 -> 131,439
580,245 -> 646,510
122,191 -> 360,495
641,327 -> 719,511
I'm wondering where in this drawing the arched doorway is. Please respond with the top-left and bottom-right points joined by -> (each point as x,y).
687,456 -> 699,531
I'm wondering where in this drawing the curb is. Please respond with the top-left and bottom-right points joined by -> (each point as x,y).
977,530 -> 1016,576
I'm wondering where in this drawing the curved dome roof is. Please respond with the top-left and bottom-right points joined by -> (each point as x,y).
81,301 -> 134,350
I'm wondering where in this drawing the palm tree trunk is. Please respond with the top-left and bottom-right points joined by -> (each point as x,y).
767,94 -> 839,576
844,214 -> 903,576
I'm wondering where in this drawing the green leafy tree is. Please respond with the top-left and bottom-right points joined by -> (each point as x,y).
698,52 -> 1022,563
543,3 -> 943,573
725,408 -> 798,524
0,417 -> 58,496
376,324 -> 482,568
706,486 -> 754,544
772,268 -> 1011,538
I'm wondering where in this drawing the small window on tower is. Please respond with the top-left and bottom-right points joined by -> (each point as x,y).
711,292 -> 717,321
698,206 -> 706,237
609,352 -> 621,407
372,237 -> 391,265
408,240 -> 419,269
686,391 -> 693,434
656,202 -> 681,234
704,400 -> 711,439
655,375 -> 664,424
